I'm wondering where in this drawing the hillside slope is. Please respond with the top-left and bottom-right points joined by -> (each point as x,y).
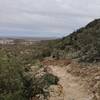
50,19 -> 100,62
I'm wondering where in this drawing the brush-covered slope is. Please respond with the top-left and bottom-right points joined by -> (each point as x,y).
50,19 -> 100,62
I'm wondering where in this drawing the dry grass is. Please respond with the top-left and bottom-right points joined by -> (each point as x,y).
42,58 -> 72,66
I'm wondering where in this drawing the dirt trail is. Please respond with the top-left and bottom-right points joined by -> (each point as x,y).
48,65 -> 93,100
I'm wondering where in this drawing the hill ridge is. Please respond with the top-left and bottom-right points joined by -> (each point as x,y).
49,19 -> 100,62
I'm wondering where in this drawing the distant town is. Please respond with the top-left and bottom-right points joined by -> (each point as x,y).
0,37 -> 55,44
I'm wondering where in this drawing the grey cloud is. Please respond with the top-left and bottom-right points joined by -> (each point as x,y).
0,0 -> 100,37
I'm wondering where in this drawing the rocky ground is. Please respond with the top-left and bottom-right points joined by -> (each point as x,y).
31,59 -> 100,100
30,59 -> 100,100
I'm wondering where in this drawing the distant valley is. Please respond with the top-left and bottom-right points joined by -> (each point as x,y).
0,37 -> 56,44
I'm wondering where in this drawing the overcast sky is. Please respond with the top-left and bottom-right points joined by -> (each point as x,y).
0,0 -> 100,37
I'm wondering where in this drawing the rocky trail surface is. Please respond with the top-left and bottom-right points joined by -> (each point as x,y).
48,65 -> 93,100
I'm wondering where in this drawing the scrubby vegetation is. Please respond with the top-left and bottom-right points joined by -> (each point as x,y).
0,43 -> 58,100
46,19 -> 100,62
